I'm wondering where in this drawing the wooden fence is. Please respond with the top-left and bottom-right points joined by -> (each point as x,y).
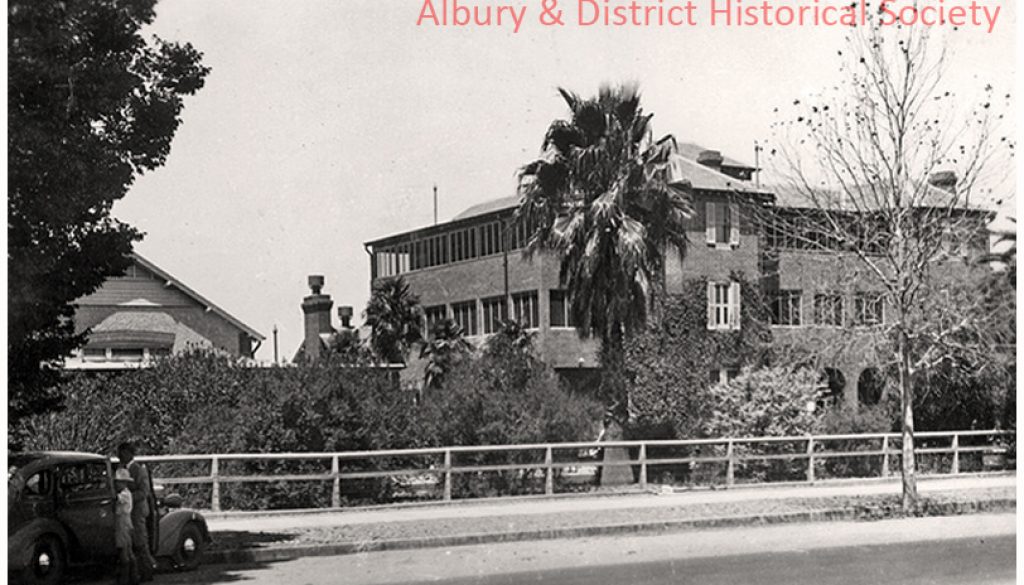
138,430 -> 1013,512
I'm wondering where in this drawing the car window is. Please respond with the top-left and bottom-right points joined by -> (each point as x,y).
25,471 -> 52,496
59,461 -> 110,497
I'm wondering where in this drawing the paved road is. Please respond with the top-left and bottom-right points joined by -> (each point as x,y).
81,513 -> 1015,585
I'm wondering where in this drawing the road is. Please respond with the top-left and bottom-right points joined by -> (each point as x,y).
80,513 -> 1015,585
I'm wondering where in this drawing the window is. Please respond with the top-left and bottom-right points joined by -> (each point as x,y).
853,292 -> 884,326
24,471 -> 53,497
813,293 -> 844,327
423,305 -> 447,335
771,290 -> 802,326
375,244 -> 412,277
709,368 -> 740,386
82,347 -> 108,362
481,296 -> 508,334
549,290 -> 575,328
705,201 -> 739,247
479,222 -> 503,257
707,282 -> 741,330
512,291 -> 540,329
111,348 -> 144,362
449,227 -> 478,263
58,461 -> 109,497
451,300 -> 478,336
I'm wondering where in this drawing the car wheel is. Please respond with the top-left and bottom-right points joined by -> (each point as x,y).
171,522 -> 205,571
20,534 -> 65,585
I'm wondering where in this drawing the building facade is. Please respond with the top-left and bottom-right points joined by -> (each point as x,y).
66,253 -> 264,369
365,143 -> 989,406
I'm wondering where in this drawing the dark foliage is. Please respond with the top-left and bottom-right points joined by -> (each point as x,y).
625,275 -> 773,438
8,0 -> 209,428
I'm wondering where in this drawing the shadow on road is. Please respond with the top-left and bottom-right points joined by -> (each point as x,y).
66,530 -> 297,585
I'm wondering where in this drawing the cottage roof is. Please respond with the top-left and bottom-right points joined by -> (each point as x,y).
131,253 -> 265,341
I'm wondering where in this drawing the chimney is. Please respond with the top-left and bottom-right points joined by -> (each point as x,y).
696,149 -> 724,171
928,170 -> 957,193
337,306 -> 353,329
302,275 -> 333,362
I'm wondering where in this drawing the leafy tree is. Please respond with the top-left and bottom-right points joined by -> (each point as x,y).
363,276 -> 424,364
767,17 -> 1013,511
8,0 -> 210,425
419,319 -> 472,390
516,84 -> 693,409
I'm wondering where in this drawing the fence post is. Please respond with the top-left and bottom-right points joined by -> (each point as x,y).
806,437 -> 815,483
726,440 -> 735,487
881,436 -> 890,478
443,449 -> 452,501
210,456 -> 221,513
544,446 -> 554,496
639,443 -> 648,489
331,455 -> 341,508
951,434 -> 960,475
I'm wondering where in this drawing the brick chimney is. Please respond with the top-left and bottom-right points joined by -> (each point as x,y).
337,306 -> 353,329
928,170 -> 957,193
696,149 -> 724,171
302,275 -> 333,362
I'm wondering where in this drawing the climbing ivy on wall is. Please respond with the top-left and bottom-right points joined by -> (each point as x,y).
625,273 -> 773,439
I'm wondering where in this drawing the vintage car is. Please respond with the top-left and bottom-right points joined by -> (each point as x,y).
8,451 -> 212,585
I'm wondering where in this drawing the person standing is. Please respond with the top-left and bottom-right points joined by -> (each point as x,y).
117,442 -> 156,582
114,467 -> 139,585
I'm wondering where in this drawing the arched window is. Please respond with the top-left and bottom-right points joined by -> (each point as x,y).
857,368 -> 885,406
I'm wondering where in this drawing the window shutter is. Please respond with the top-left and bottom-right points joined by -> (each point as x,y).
729,282 -> 741,329
705,202 -> 716,245
706,281 -> 715,330
729,204 -> 740,246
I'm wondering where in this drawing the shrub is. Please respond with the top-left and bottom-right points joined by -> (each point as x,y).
420,325 -> 603,497
625,275 -> 772,438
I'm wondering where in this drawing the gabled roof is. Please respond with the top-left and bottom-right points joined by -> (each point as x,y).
130,253 -> 265,341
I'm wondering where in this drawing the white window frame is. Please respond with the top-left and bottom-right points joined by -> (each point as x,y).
853,292 -> 885,327
451,300 -> 478,336
512,290 -> 540,330
771,290 -> 802,327
705,201 -> 740,249
707,281 -> 741,330
481,296 -> 507,335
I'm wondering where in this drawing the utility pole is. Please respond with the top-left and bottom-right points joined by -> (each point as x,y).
753,141 -> 763,189
272,324 -> 279,364
433,184 -> 438,225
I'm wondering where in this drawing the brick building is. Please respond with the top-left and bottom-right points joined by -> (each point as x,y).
364,143 -> 989,406
66,253 -> 264,369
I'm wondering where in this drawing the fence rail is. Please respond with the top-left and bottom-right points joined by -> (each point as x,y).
138,430 -> 1013,512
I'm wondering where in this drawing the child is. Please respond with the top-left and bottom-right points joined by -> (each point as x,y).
114,467 -> 139,585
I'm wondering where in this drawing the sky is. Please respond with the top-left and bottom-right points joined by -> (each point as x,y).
115,0 -> 1017,362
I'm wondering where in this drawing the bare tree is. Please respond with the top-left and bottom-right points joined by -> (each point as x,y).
763,18 -> 1014,512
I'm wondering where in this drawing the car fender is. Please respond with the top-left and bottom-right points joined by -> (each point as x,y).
8,519 -> 70,571
156,509 -> 210,557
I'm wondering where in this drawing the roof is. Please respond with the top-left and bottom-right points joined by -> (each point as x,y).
769,182 -> 994,213
367,141 -> 767,247
452,195 -> 522,221
446,144 -> 766,223
676,142 -> 753,170
131,253 -> 265,341
89,311 -> 212,352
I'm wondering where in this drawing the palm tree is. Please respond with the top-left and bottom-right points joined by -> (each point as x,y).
363,276 -> 424,364
516,84 -> 693,410
420,319 -> 473,390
